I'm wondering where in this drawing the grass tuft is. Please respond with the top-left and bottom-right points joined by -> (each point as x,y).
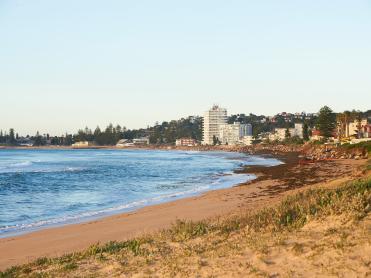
169,220 -> 209,241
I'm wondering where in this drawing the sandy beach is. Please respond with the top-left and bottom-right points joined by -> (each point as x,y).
0,151 -> 366,271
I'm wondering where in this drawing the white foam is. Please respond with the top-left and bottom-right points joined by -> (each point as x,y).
0,173 -> 254,237
0,166 -> 86,174
11,161 -> 33,167
0,151 -> 282,237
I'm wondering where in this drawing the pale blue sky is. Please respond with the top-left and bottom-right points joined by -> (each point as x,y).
1,0 -> 370,135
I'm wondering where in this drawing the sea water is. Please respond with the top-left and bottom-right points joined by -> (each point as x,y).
0,149 -> 281,237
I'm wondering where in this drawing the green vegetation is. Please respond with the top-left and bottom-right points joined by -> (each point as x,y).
0,129 -> 18,146
303,122 -> 309,141
148,117 -> 203,144
2,108 -> 369,146
76,124 -> 125,146
32,131 -> 43,147
73,117 -> 203,145
285,128 -> 291,138
282,136 -> 304,145
316,105 -> 336,138
336,110 -> 363,140
340,141 -> 371,153
8,129 -> 16,145
0,117 -> 203,146
1,177 -> 370,277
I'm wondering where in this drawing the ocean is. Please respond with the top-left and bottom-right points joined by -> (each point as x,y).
0,149 -> 281,237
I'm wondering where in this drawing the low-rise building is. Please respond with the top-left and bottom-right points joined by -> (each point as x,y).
116,139 -> 131,147
292,123 -> 304,138
16,137 -> 34,147
271,123 -> 303,141
310,129 -> 323,141
241,136 -> 254,146
273,128 -> 287,141
133,137 -> 150,145
363,124 -> 371,138
175,138 -> 197,147
347,119 -> 368,138
72,141 -> 94,148
337,118 -> 369,141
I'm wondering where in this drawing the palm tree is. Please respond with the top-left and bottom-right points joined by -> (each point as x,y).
336,113 -> 345,140
336,110 -> 363,140
351,110 -> 362,138
336,112 -> 351,140
344,111 -> 352,137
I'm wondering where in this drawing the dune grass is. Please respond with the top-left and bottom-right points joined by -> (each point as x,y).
1,176 -> 370,277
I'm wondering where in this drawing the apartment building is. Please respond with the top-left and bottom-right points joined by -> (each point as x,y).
202,105 -> 228,145
218,122 -> 249,145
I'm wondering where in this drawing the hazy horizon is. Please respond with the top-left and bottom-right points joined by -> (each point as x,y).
1,0 -> 370,135
1,106 -> 370,137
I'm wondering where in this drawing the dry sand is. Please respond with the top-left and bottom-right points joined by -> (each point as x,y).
0,154 -> 366,271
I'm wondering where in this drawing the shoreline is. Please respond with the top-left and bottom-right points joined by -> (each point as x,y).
0,173 -> 257,240
0,150 -> 367,270
0,148 -> 282,239
0,143 -> 299,152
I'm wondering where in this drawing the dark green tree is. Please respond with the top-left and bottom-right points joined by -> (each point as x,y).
212,135 -> 218,145
316,106 -> 336,138
33,131 -> 43,146
64,133 -> 73,145
285,128 -> 291,138
303,122 -> 309,141
9,128 -> 16,145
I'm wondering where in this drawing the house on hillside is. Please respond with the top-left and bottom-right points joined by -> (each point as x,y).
16,137 -> 34,147
310,129 -> 323,141
175,138 -> 198,147
363,124 -> 371,138
270,123 -> 304,141
347,119 -> 368,138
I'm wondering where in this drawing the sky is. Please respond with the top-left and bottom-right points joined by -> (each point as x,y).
1,0 -> 370,135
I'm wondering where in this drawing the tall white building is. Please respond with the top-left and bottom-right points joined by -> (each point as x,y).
202,105 -> 228,145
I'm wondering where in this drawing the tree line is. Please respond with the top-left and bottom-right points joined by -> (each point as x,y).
72,117 -> 202,145
0,116 -> 202,146
0,129 -> 17,145
1,108 -> 369,146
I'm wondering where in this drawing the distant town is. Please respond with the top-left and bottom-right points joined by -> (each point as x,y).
0,105 -> 370,148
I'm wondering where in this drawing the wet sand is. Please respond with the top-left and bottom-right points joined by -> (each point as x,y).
0,152 -> 366,270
